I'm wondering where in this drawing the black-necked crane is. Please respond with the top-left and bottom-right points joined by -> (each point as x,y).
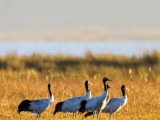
17,83 -> 54,119
102,85 -> 128,117
53,80 -> 93,117
79,77 -> 112,119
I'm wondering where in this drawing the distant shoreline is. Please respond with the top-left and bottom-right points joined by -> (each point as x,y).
0,41 -> 160,57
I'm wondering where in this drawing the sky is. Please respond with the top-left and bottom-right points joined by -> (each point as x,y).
0,0 -> 160,41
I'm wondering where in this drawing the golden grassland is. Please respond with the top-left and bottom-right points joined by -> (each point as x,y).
0,51 -> 160,120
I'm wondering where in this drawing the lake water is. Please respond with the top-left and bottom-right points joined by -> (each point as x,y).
0,41 -> 160,57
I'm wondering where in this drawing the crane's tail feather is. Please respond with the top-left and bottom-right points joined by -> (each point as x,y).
79,100 -> 87,113
53,102 -> 64,115
17,100 -> 32,114
84,112 -> 93,117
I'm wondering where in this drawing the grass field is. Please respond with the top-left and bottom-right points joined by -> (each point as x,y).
0,51 -> 160,120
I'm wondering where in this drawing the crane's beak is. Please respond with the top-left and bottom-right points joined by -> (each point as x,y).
89,82 -> 94,85
126,87 -> 129,91
108,79 -> 112,81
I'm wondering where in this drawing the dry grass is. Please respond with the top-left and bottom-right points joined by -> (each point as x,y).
0,66 -> 160,120
0,52 -> 160,119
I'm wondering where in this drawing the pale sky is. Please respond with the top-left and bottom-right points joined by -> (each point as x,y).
0,0 -> 160,40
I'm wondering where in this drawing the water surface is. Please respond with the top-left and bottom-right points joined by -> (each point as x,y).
0,41 -> 160,56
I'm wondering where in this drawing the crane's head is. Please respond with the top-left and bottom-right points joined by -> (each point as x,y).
48,83 -> 53,88
85,81 -> 94,86
103,77 -> 112,84
121,85 -> 129,91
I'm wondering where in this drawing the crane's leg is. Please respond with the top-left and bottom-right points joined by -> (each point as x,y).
96,110 -> 101,119
73,112 -> 77,118
36,114 -> 41,120
109,112 -> 112,117
93,111 -> 96,118
36,115 -> 39,120
75,111 -> 78,117
112,112 -> 115,117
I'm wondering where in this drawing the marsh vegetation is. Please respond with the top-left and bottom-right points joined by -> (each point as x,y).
0,51 -> 160,119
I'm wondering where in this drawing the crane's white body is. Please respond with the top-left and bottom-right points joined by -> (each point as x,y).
54,81 -> 93,116
29,95 -> 54,116
102,95 -> 127,116
84,90 -> 109,117
17,83 -> 54,118
61,91 -> 91,115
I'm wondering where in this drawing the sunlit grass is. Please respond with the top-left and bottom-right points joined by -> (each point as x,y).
0,52 -> 160,119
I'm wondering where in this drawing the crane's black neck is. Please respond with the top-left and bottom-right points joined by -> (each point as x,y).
48,84 -> 52,97
103,79 -> 107,91
85,81 -> 89,92
103,77 -> 112,91
104,84 -> 107,91
121,86 -> 125,96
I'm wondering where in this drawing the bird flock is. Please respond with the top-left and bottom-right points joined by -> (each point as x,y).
17,77 -> 129,119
